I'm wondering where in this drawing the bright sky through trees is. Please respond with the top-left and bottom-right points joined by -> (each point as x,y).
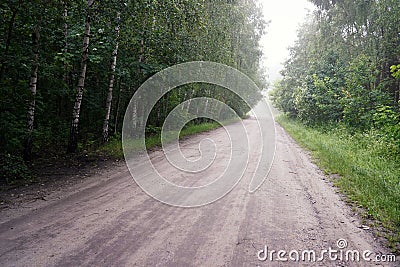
260,0 -> 314,83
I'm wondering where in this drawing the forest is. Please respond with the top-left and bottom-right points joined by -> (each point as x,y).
0,0 -> 267,183
271,0 -> 400,248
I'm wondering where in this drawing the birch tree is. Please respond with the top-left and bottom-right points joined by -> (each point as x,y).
67,0 -> 94,153
102,11 -> 121,142
23,26 -> 40,160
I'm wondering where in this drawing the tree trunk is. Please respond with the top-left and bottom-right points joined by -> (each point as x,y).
186,89 -> 195,113
218,95 -> 226,118
131,95 -> 138,137
203,97 -> 209,114
136,36 -> 144,134
138,37 -> 144,74
181,91 -> 187,111
102,12 -> 120,143
113,77 -> 123,135
24,27 -> 40,160
67,1 -> 93,153
59,2 -> 70,118
62,2 -> 69,86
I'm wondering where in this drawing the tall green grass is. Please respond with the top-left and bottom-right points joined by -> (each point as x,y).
277,115 -> 400,250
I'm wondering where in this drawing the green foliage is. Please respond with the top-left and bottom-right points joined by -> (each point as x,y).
294,73 -> 343,124
0,154 -> 32,185
373,105 -> 399,128
269,80 -> 297,117
272,2 -> 400,131
390,64 -> 400,80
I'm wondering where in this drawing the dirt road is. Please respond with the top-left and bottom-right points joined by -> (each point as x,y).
0,104 -> 395,266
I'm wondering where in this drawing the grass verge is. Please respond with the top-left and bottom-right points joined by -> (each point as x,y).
277,115 -> 400,252
98,122 -> 223,159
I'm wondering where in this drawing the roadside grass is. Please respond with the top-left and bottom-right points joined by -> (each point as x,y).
277,115 -> 400,251
98,122 -> 222,158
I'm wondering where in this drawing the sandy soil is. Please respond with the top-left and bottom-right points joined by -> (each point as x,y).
0,116 -> 396,266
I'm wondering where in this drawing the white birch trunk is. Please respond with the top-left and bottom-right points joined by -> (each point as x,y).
67,1 -> 93,153
24,27 -> 40,160
102,12 -> 120,142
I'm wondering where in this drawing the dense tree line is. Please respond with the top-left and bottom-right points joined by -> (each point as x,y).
271,0 -> 399,143
0,0 -> 267,181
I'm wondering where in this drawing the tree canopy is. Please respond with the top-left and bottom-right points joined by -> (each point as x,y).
271,0 -> 400,133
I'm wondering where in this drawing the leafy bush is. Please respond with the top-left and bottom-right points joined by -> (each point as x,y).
373,105 -> 399,128
294,74 -> 343,124
0,154 -> 32,185
269,80 -> 297,117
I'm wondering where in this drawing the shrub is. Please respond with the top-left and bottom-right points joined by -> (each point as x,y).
0,153 -> 32,185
